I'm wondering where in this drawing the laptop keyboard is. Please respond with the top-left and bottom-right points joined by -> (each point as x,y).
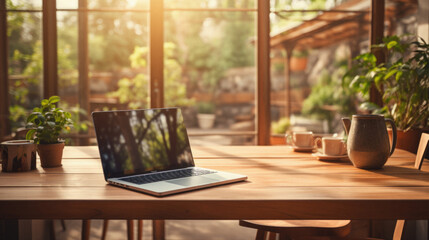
120,168 -> 217,185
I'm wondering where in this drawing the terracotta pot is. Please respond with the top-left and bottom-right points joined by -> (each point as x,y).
37,142 -> 65,168
388,128 -> 423,154
290,57 -> 308,71
270,135 -> 286,145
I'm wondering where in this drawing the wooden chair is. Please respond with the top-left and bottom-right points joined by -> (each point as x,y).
392,133 -> 429,240
99,219 -> 143,240
239,219 -> 351,240
240,133 -> 429,240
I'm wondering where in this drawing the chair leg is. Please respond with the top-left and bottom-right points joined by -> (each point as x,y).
101,220 -> 109,240
82,220 -> 91,240
153,220 -> 165,240
255,229 -> 267,240
60,220 -> 66,231
137,220 -> 143,240
127,220 -> 134,240
393,220 -> 405,240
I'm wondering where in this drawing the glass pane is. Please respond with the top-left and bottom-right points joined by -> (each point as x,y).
88,12 -> 149,111
57,11 -> 81,144
88,0 -> 149,10
7,0 -> 42,10
7,12 -> 43,133
164,11 -> 257,145
269,0 -> 366,138
164,0 -> 256,9
57,0 -> 78,9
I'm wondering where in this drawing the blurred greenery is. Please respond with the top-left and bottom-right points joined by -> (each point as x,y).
196,102 -> 215,114
108,43 -> 195,108
271,117 -> 290,134
302,60 -> 357,132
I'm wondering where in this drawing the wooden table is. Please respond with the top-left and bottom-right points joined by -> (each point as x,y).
1,146 -> 429,239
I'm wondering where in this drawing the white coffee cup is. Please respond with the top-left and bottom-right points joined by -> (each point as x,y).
315,137 -> 347,156
286,131 -> 314,148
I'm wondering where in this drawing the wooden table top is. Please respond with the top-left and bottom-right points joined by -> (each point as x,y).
1,146 -> 429,220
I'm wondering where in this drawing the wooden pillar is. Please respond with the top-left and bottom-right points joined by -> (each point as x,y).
150,0 -> 164,108
282,44 -> 295,119
369,0 -> 384,107
257,0 -> 271,145
42,0 -> 58,98
0,1 -> 10,138
150,0 -> 165,238
78,0 -> 90,145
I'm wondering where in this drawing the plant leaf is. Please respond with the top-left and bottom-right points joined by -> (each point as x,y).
25,129 -> 36,140
41,99 -> 49,106
49,96 -> 60,103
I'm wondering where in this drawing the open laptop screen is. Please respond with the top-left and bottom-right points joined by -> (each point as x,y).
92,108 -> 195,179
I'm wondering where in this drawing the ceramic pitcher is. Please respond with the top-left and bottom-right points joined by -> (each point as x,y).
342,115 -> 397,169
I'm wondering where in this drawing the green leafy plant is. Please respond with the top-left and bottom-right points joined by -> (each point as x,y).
25,96 -> 73,144
344,35 -> 429,131
196,102 -> 215,114
271,117 -> 291,134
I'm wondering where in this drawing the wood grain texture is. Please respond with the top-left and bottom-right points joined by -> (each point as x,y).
1,146 -> 429,220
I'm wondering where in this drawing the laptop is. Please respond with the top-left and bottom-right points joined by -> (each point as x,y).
92,107 -> 247,197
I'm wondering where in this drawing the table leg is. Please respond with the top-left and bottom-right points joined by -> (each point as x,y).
82,220 -> 91,240
152,220 -> 165,240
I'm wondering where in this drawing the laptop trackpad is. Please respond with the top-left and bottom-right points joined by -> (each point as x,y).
167,176 -> 219,186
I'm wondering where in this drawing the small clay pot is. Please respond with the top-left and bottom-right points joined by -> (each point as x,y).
37,142 -> 65,168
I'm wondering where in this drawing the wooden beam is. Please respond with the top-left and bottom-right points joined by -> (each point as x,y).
0,0 -> 10,138
78,0 -> 90,146
0,1 -> 10,138
272,12 -> 366,49
42,0 -> 58,98
257,0 -> 271,145
369,0 -> 384,107
150,0 -> 164,108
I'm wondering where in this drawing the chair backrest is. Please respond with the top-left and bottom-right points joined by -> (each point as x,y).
392,133 -> 429,240
415,133 -> 429,170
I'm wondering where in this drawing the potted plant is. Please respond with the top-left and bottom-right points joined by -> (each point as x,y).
25,96 -> 73,167
196,102 -> 216,129
290,49 -> 309,72
344,35 -> 429,153
270,117 -> 291,145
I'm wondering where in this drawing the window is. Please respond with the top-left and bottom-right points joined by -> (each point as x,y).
0,0 -> 271,145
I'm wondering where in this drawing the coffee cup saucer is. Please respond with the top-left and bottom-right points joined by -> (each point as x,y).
290,145 -> 315,152
312,152 -> 348,160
